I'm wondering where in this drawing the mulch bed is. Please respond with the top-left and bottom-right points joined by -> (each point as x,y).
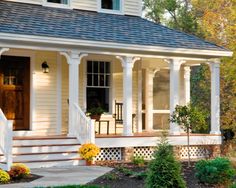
6,174 -> 42,184
88,161 -> 215,188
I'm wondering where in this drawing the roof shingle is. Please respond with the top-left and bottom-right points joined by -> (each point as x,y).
0,1 -> 228,51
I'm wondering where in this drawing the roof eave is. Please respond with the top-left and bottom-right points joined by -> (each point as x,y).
0,32 -> 233,58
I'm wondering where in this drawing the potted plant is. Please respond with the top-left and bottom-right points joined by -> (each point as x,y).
78,143 -> 100,166
87,107 -> 104,121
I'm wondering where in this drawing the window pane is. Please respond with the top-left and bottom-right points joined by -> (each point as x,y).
47,0 -> 68,4
106,75 -> 110,86
153,69 -> 170,110
93,62 -> 98,73
100,62 -> 104,73
87,74 -> 92,86
102,0 -> 120,10
93,74 -> 98,86
87,61 -> 92,73
100,75 -> 105,86
153,114 -> 170,130
105,62 -> 110,73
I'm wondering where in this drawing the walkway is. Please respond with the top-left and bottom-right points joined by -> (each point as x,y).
0,166 -> 112,188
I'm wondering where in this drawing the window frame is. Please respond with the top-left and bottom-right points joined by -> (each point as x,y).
98,0 -> 124,15
43,0 -> 72,9
86,60 -> 112,113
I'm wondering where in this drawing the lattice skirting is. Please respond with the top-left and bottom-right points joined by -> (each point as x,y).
134,147 -> 156,160
179,146 -> 210,160
96,147 -> 122,161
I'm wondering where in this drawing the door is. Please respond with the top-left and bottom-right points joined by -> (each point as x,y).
0,56 -> 30,130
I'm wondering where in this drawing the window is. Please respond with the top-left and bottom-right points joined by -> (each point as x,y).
87,61 -> 110,112
47,0 -> 68,4
101,0 -> 121,11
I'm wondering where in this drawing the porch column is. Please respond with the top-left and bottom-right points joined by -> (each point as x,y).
137,60 -> 143,133
210,61 -> 221,134
0,48 -> 9,57
184,66 -> 191,104
145,68 -> 155,131
60,51 -> 87,136
117,56 -> 139,136
167,59 -> 184,135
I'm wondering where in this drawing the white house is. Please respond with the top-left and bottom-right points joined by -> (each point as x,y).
0,0 -> 232,170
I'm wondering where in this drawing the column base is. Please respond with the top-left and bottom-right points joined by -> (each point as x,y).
122,132 -> 134,136
169,130 -> 181,135
210,131 -> 221,135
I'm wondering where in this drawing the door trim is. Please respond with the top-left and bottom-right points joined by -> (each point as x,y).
3,49 -> 35,132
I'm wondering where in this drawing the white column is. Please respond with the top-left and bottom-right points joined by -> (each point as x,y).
117,56 -> 139,136
168,59 -> 183,135
145,69 -> 155,131
137,61 -> 143,133
210,61 -> 221,134
60,51 -> 87,136
184,66 -> 191,104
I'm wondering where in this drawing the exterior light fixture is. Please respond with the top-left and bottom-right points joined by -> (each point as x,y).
42,61 -> 49,73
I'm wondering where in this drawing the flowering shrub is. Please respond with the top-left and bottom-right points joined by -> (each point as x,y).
78,143 -> 100,161
0,169 -> 10,184
8,163 -> 30,180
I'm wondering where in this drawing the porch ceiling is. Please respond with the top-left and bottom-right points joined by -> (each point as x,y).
0,1 -> 232,59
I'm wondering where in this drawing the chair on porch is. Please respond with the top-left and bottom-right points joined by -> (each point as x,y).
113,100 -> 136,134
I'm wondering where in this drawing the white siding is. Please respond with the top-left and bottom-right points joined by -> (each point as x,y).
6,0 -> 142,16
33,51 -> 58,135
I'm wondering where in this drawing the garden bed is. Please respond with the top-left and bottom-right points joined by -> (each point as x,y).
7,173 -> 42,184
87,161 -> 214,188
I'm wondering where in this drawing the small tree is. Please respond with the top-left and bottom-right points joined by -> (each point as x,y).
170,104 -> 206,167
145,136 -> 186,188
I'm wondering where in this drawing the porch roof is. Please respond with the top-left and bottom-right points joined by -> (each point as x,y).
0,1 -> 229,53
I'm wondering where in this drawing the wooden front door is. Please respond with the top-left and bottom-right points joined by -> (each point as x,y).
0,56 -> 30,130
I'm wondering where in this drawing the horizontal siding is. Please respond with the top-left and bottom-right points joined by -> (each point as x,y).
72,0 -> 97,11
7,0 -> 141,16
6,0 -> 42,4
124,0 -> 142,16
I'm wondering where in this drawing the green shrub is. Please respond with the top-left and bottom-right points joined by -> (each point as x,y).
0,169 -> 10,184
195,157 -> 235,186
117,166 -> 133,176
145,138 -> 186,188
132,155 -> 145,166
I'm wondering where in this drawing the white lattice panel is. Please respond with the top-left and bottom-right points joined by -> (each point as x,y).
96,148 -> 122,161
134,147 -> 156,160
179,146 -> 210,159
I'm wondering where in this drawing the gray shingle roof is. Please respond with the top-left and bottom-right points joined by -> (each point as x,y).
0,1 -> 228,51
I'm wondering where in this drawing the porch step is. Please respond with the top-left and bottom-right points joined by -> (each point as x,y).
11,136 -> 85,169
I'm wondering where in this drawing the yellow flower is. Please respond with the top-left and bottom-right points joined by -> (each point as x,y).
78,143 -> 100,161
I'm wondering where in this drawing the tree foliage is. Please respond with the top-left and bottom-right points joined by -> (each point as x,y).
143,0 -> 198,34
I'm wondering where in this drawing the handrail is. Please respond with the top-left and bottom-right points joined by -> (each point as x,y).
0,109 -> 13,171
73,103 -> 95,144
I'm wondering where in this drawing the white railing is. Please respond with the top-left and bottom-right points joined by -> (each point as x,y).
0,109 -> 13,171
73,103 -> 95,144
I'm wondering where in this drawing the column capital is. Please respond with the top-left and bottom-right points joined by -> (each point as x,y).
165,58 -> 186,70
60,51 -> 88,65
0,48 -> 9,56
116,56 -> 140,68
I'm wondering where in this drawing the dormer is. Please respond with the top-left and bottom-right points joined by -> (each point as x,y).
5,0 -> 142,16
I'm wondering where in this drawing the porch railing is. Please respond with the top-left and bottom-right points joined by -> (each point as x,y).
0,109 -> 13,171
73,103 -> 95,144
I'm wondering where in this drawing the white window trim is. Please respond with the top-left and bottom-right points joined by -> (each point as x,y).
98,0 -> 124,15
84,58 -> 113,114
43,0 -> 72,9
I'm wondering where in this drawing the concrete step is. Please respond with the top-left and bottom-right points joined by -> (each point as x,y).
13,151 -> 79,161
20,158 -> 86,169
13,144 -> 81,154
13,138 -> 79,146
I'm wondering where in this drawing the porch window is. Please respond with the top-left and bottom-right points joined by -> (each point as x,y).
47,0 -> 68,4
153,69 -> 170,130
101,0 -> 121,12
87,61 -> 110,112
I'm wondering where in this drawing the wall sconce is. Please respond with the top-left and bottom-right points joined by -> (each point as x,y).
42,61 -> 49,73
